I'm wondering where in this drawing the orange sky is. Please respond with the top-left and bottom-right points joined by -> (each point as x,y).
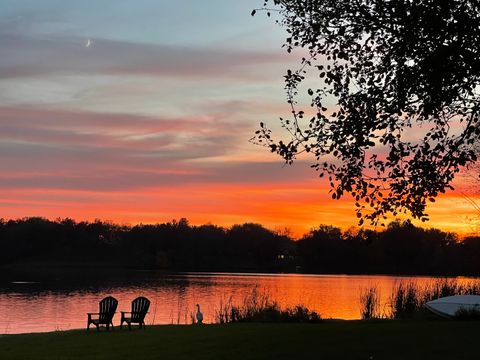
2,176 -> 479,238
1,2 -> 479,239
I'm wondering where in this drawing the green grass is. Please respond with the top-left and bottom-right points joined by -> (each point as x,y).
1,320 -> 479,360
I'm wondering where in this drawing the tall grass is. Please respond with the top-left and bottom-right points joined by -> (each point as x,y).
390,282 -> 419,319
360,279 -> 480,319
360,286 -> 381,319
391,279 -> 480,319
215,288 -> 321,324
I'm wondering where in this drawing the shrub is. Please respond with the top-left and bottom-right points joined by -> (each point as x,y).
215,288 -> 321,324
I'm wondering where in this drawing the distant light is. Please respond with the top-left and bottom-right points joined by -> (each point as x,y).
405,59 -> 415,67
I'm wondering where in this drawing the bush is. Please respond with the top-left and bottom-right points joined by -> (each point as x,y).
215,288 -> 321,324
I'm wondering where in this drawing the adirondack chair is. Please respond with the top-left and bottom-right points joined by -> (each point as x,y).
87,296 -> 118,331
120,296 -> 150,329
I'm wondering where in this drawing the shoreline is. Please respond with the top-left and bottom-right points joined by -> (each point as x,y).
1,318 -> 356,337
2,263 -> 479,279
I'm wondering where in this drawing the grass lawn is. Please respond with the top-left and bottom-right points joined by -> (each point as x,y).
0,320 -> 477,360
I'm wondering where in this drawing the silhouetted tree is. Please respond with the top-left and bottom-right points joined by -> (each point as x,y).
362,220 -> 457,274
297,225 -> 346,272
459,236 -> 480,274
1,217 -> 477,276
458,143 -> 480,232
254,0 -> 480,224
226,223 -> 282,270
191,224 -> 227,269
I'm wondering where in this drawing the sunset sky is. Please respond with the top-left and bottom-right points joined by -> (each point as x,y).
1,0 -> 479,237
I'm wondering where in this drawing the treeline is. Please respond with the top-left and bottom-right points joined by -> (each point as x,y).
1,217 -> 480,275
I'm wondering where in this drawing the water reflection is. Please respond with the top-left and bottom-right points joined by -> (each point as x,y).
0,272 -> 478,334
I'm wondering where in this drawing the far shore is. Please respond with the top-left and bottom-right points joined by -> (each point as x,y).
0,320 -> 478,360
1,261 -> 476,279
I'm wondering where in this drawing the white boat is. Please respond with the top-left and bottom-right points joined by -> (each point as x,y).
425,295 -> 480,317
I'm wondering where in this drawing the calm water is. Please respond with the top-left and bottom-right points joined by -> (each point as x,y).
0,272 -> 478,334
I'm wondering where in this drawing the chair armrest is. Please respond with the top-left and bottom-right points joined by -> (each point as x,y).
121,311 -> 131,314
87,312 -> 100,315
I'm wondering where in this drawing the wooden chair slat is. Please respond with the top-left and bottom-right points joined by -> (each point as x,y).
121,296 -> 150,330
87,296 -> 118,331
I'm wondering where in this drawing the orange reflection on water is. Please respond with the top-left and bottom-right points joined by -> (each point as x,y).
1,273 -> 480,334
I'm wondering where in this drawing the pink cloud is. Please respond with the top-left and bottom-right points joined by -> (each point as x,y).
0,34 -> 291,81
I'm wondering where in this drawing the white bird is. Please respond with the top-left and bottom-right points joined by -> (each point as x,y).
85,39 -> 92,48
195,304 -> 203,324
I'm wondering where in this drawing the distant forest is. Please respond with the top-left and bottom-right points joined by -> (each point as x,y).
1,217 -> 480,276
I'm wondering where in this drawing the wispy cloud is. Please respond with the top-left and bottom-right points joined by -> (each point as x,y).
0,105 -> 317,192
0,33 -> 289,80
0,105 -> 249,168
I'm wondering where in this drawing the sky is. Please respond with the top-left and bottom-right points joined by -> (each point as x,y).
1,0 -> 479,237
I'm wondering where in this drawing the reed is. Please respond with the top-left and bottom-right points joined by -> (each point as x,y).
215,288 -> 321,324
360,286 -> 381,319
389,282 -> 419,319
389,279 -> 480,319
359,279 -> 480,319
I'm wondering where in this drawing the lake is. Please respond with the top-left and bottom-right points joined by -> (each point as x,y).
0,272 -> 478,334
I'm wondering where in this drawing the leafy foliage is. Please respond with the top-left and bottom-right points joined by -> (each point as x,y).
253,0 -> 480,224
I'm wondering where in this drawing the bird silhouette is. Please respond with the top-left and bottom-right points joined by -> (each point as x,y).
196,304 -> 203,324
